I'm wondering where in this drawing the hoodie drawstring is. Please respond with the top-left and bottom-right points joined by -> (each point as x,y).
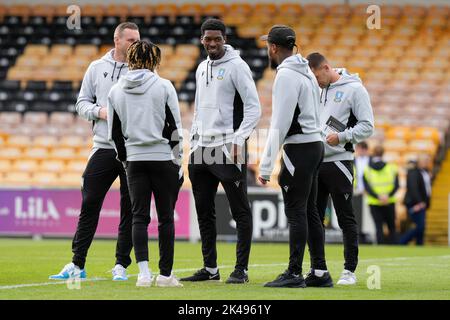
210,61 -> 213,82
320,84 -> 330,105
117,63 -> 125,80
111,61 -> 117,82
206,60 -> 209,86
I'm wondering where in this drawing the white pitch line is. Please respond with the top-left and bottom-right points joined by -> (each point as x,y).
2,255 -> 450,291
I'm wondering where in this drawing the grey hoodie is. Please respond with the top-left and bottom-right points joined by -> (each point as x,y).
76,49 -> 128,150
107,69 -> 183,165
191,44 -> 261,148
320,68 -> 374,162
259,54 -> 322,179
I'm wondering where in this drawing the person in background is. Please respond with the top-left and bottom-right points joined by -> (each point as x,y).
354,141 -> 370,194
400,155 -> 432,246
363,145 -> 399,244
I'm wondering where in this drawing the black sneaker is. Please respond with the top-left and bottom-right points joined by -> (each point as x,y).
264,270 -> 306,288
180,268 -> 220,282
225,269 -> 249,284
305,269 -> 334,287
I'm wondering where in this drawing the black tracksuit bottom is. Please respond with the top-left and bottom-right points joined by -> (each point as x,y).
72,148 -> 133,270
311,160 -> 359,273
126,160 -> 183,277
370,204 -> 397,244
278,142 -> 325,275
188,144 -> 252,271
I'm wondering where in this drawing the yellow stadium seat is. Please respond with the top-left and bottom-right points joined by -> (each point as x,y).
385,127 -> 412,142
413,128 -> 440,145
6,135 -> 33,148
0,112 -> 22,126
23,112 -> 48,125
32,172 -> 58,187
12,159 -> 39,172
153,3 -> 178,17
34,135 -> 58,148
15,56 -> 41,68
7,67 -> 33,82
23,45 -> 49,57
49,148 -> 77,161
79,4 -> 105,18
50,44 -> 73,57
66,160 -> 87,173
128,5 -> 153,19
0,159 -> 11,174
58,172 -> 82,187
0,147 -> 22,160
175,45 -> 200,58
49,112 -> 75,125
74,45 -> 98,58
105,4 -> 130,18
408,139 -> 437,155
203,3 -> 227,17
40,159 -> 66,173
59,136 -> 87,149
2,171 -> 32,186
179,3 -> 203,16
383,139 -> 408,153
24,147 -> 49,161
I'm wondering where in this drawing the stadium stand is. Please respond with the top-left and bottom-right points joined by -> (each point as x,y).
0,3 -> 449,244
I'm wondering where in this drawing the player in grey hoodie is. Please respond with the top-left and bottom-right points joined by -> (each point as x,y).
181,19 -> 261,285
257,25 -> 330,288
107,41 -> 184,288
306,52 -> 374,286
49,23 -> 140,282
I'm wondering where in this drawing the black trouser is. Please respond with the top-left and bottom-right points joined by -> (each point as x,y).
369,204 -> 397,244
72,148 -> 133,270
126,160 -> 183,277
312,160 -> 359,273
279,142 -> 325,275
188,144 -> 252,271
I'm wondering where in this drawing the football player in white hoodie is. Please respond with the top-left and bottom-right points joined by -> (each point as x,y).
306,52 -> 374,286
181,19 -> 261,284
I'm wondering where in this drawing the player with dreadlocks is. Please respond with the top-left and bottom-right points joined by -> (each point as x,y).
107,40 -> 184,287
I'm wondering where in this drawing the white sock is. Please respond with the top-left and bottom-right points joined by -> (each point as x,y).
137,261 -> 150,277
314,269 -> 328,277
205,267 -> 218,274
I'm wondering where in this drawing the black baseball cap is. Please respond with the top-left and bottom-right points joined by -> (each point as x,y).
260,25 -> 296,48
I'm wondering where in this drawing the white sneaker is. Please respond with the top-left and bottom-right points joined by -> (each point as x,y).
155,274 -> 184,287
49,262 -> 86,280
336,270 -> 357,285
136,273 -> 153,287
112,264 -> 128,281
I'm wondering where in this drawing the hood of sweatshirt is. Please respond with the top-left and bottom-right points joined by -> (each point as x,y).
118,69 -> 159,95
369,157 -> 387,170
321,68 -> 362,105
101,49 -> 128,82
277,54 -> 315,80
206,44 -> 240,65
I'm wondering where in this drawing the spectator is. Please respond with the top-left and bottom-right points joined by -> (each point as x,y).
363,145 -> 399,244
400,155 -> 432,246
354,141 -> 370,194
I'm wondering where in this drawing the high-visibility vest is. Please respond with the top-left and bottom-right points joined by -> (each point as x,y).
364,163 -> 397,206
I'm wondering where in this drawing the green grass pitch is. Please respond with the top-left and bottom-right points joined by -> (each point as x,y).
0,239 -> 449,300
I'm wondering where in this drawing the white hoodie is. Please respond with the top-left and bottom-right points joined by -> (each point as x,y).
259,54 -> 322,179
76,49 -> 128,150
107,69 -> 183,164
191,44 -> 261,148
319,68 -> 374,162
